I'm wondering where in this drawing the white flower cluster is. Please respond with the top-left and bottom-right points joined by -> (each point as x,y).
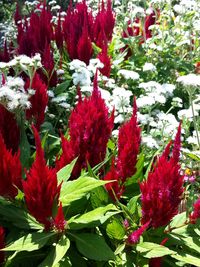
137,81 -> 175,108
177,74 -> 200,88
69,59 -> 104,92
0,54 -> 42,73
118,69 -> 140,81
0,76 -> 31,111
186,131 -> 200,146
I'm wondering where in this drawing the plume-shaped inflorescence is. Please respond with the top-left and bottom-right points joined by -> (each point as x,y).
140,123 -> 184,228
23,125 -> 64,230
104,98 -> 141,200
190,198 -> 200,224
0,134 -> 22,199
25,73 -> 48,130
56,74 -> 114,179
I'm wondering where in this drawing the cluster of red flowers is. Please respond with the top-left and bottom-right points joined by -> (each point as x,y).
190,198 -> 200,223
56,74 -> 114,179
140,123 -> 184,228
104,98 -> 141,200
23,125 -> 66,231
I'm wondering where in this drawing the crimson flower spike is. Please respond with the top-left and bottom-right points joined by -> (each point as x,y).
140,123 -> 184,228
0,133 -> 22,199
23,125 -> 61,230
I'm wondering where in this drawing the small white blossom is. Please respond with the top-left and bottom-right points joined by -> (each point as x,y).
142,135 -> 159,149
118,69 -> 140,80
143,62 -> 156,72
177,74 -> 200,87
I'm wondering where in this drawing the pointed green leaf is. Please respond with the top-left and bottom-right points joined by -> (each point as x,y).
136,242 -> 175,258
0,198 -> 43,230
2,232 -> 55,252
74,233 -> 115,261
57,158 -> 77,184
171,252 -> 200,266
106,218 -> 126,240
38,235 -> 70,267
68,204 -> 120,230
60,176 -> 111,207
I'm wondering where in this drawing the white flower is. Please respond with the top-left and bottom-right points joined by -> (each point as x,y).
172,97 -> 183,108
139,81 -> 162,92
178,108 -> 198,121
114,114 -> 124,124
51,5 -> 61,11
177,74 -> 200,87
69,59 -> 86,71
72,68 -> 91,86
0,62 -> 8,69
57,69 -> 65,76
58,102 -> 70,109
142,135 -> 159,149
118,69 -> 140,80
143,62 -> 156,72
112,129 -> 119,137
137,95 -> 156,108
161,84 -> 175,97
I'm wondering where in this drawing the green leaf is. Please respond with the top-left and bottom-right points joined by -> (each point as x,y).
3,232 -> 55,252
90,186 -> 110,209
167,212 -> 187,229
60,176 -> 111,207
0,198 -> 43,230
106,218 -> 126,240
127,195 -> 140,215
38,235 -> 70,267
74,233 -> 115,261
136,242 -> 175,258
125,153 -> 144,185
57,158 -> 77,184
171,252 -> 200,266
68,204 -> 120,230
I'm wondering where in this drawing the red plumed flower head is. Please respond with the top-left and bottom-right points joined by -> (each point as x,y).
97,43 -> 111,77
52,202 -> 66,232
23,125 -> 61,230
127,221 -> 150,245
190,198 -> 200,224
0,134 -> 22,199
0,104 -> 20,152
117,98 -> 141,183
25,73 -> 48,130
56,73 -> 114,179
140,123 -> 184,228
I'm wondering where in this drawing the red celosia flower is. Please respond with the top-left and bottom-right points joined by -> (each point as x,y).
190,198 -> 200,224
0,41 -> 10,62
14,2 -> 22,26
52,203 -> 66,232
143,9 -> 157,39
104,159 -> 124,200
25,73 -> 48,130
77,17 -> 93,65
54,13 -> 64,50
23,125 -> 61,230
126,221 -> 150,244
56,74 -> 114,179
97,43 -> 111,77
63,0 -> 94,63
117,98 -> 141,182
0,133 -> 22,199
40,43 -> 57,87
140,123 -> 184,228
0,104 -> 20,152
104,98 -> 141,200
94,0 -> 115,43
0,227 -> 5,265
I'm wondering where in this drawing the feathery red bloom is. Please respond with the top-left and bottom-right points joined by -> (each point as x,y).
117,98 -> 141,182
25,73 -> 48,130
0,227 -> 5,265
0,104 -> 20,152
190,198 -> 200,224
104,159 -> 124,200
53,203 -> 66,232
23,125 -> 61,230
0,41 -> 10,62
56,74 -> 114,179
94,0 -> 115,43
140,123 -> 184,228
0,133 -> 22,199
127,221 -> 150,245
77,17 -> 93,65
97,43 -> 111,77
54,13 -> 64,50
104,98 -> 141,200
